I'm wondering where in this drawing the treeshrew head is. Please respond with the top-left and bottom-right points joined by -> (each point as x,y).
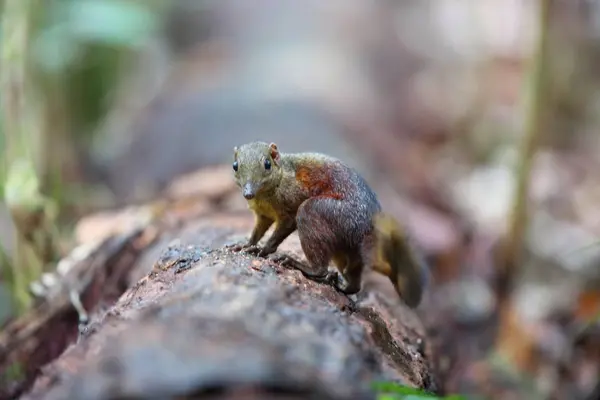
232,141 -> 282,200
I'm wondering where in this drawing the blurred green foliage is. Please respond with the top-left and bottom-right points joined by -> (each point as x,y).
0,0 -> 162,192
0,0 -> 162,320
32,0 -> 160,142
372,381 -> 469,400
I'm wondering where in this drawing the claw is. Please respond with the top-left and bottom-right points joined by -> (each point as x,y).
267,253 -> 284,262
225,242 -> 245,252
225,242 -> 267,257
243,245 -> 263,255
257,246 -> 276,257
267,253 -> 292,266
325,271 -> 341,286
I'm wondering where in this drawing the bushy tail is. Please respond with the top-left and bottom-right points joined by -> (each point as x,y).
371,213 -> 429,308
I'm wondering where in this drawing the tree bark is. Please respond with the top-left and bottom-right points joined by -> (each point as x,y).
1,166 -> 439,400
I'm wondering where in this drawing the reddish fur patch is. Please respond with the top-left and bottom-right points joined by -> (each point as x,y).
296,163 -> 343,199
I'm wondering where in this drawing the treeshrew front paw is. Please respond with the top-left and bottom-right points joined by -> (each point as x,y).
257,246 -> 276,257
242,245 -> 263,255
225,242 -> 245,252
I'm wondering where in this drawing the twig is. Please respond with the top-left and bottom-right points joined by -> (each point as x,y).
499,0 -> 552,296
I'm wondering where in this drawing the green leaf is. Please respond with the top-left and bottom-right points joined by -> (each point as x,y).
372,381 -> 434,396
377,395 -> 402,400
372,381 -> 469,400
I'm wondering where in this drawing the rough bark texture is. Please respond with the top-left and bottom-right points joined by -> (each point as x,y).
3,166 -> 439,400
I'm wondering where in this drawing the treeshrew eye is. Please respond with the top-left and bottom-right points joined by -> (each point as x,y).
264,158 -> 271,170
233,161 -> 238,171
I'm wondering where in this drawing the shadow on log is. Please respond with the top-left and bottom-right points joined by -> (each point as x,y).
2,167 -> 440,400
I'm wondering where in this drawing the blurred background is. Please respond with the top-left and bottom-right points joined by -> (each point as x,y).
1,0 -> 600,399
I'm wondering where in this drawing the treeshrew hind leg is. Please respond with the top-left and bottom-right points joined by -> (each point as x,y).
269,252 -> 330,280
293,196 -> 349,284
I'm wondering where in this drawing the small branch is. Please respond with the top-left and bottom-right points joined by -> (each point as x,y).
493,0 -> 553,373
499,0 -> 552,295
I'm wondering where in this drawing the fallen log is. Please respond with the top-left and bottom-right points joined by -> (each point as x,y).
2,166 -> 440,400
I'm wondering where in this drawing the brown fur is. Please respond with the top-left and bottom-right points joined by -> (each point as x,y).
231,141 -> 428,307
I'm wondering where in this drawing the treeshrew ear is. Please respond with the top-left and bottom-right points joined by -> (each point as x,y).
233,146 -> 238,159
269,143 -> 280,164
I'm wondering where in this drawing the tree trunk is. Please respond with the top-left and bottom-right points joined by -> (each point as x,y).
1,166 -> 439,400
